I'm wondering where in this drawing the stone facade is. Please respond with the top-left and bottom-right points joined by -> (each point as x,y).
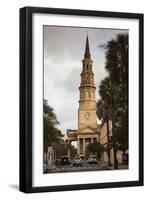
77,35 -> 99,159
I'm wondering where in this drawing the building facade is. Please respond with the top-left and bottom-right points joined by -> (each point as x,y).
77,35 -> 99,159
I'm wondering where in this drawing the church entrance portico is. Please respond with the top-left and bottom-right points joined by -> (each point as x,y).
77,134 -> 99,159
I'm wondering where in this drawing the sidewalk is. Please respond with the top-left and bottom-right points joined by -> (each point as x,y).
107,164 -> 128,170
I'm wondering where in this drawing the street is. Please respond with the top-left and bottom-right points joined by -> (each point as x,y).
46,161 -> 128,173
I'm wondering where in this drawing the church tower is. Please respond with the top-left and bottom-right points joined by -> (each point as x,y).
77,35 -> 99,158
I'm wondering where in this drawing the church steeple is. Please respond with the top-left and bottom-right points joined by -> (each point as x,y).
79,35 -> 96,103
84,35 -> 91,59
77,35 -> 98,157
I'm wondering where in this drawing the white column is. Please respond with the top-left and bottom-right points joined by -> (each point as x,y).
83,138 -> 86,156
91,138 -> 94,143
77,138 -> 80,156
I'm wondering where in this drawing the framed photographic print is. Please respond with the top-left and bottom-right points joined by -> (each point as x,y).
19,7 -> 144,193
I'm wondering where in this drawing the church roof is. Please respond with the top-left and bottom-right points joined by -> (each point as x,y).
84,35 -> 91,59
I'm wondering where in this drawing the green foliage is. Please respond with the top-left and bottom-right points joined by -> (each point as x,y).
44,99 -> 63,147
113,108 -> 128,152
53,140 -> 77,159
97,99 -> 111,126
52,140 -> 69,158
105,34 -> 128,85
70,145 -> 77,159
87,141 -> 104,158
97,34 -> 128,152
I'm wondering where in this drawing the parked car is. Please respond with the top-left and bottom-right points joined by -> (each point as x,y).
88,155 -> 97,164
55,159 -> 61,166
79,155 -> 85,161
73,156 -> 82,166
60,156 -> 70,166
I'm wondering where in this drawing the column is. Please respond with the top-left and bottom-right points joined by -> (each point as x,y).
83,138 -> 86,156
91,138 -> 93,143
77,138 -> 80,156
97,133 -> 100,142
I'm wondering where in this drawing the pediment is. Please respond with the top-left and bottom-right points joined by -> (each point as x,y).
79,126 -> 98,133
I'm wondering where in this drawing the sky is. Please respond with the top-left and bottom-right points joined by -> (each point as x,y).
44,26 -> 128,135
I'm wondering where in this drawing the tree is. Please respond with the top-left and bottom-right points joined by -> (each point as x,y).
70,145 -> 77,159
104,35 -> 128,154
97,34 -> 128,169
53,140 -> 77,159
98,78 -> 119,169
105,34 -> 128,85
97,99 -> 112,166
44,99 -> 63,147
87,141 -> 104,159
113,107 -> 128,153
52,140 -> 69,159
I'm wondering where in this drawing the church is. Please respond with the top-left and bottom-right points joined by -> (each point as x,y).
66,35 -> 111,161
77,35 -> 99,158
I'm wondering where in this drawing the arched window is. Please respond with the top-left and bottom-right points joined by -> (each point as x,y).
85,76 -> 88,83
81,92 -> 84,99
82,77 -> 85,83
90,65 -> 92,70
86,90 -> 89,98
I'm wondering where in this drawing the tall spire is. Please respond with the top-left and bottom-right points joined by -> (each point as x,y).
84,34 -> 91,59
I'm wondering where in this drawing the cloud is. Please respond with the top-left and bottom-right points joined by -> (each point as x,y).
54,65 -> 81,93
44,26 -> 128,134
